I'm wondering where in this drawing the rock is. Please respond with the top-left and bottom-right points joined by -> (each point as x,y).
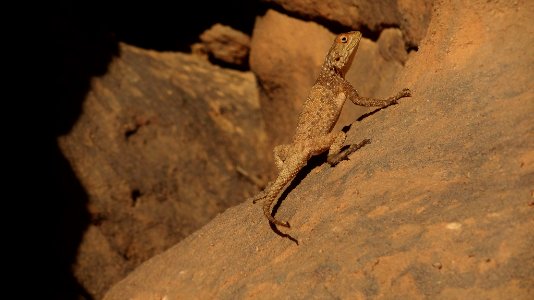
190,42 -> 209,60
264,0 -> 400,32
72,226 -> 126,298
198,23 -> 251,67
250,9 -> 411,146
104,0 -> 534,299
397,0 -> 433,48
58,43 -> 272,298
263,0 -> 432,46
340,29 -> 408,133
377,28 -> 409,64
249,9 -> 334,146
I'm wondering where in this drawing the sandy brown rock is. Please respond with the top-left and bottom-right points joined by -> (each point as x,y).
339,29 -> 409,136
397,0 -> 433,47
58,43 -> 271,298
250,9 -> 411,148
264,0 -> 432,46
197,23 -> 251,66
377,28 -> 409,64
72,226 -> 126,297
249,9 -> 333,147
104,0 -> 534,299
263,0 -> 400,31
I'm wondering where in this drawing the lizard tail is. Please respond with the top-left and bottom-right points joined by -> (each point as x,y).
260,158 -> 306,228
263,196 -> 290,227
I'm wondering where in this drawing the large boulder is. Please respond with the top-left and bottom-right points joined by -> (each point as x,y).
58,43 -> 271,298
104,1 -> 534,299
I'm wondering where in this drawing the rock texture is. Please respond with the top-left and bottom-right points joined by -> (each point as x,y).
250,9 -> 410,147
58,44 -> 271,298
104,0 -> 534,299
194,23 -> 251,67
249,9 -> 334,146
264,0 -> 433,47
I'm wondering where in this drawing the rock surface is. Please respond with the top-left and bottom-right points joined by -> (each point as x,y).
104,1 -> 534,299
264,0 -> 432,46
249,9 -> 334,146
250,9 -> 410,147
196,23 -> 251,67
58,44 -> 272,298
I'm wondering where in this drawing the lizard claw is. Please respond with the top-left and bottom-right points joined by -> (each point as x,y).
390,88 -> 411,104
251,193 -> 265,204
270,219 -> 290,228
400,88 -> 412,97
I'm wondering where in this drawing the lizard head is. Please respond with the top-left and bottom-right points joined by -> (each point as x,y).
325,31 -> 362,75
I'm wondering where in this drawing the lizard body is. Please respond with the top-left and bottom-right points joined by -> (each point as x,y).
253,31 -> 411,227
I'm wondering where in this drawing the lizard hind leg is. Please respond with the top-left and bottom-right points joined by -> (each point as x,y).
251,144 -> 291,205
251,189 -> 267,204
273,144 -> 291,171
262,179 -> 291,227
251,145 -> 292,205
328,138 -> 371,166
261,152 -> 310,228
263,200 -> 291,227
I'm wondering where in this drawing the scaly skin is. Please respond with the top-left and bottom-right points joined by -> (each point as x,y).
252,31 -> 411,227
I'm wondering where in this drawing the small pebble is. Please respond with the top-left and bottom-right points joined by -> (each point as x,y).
432,262 -> 443,269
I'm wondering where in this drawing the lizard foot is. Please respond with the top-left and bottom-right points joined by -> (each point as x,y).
251,182 -> 274,204
252,195 -> 264,204
389,88 -> 412,105
263,201 -> 290,227
267,215 -> 290,228
250,190 -> 267,204
396,88 -> 412,99
328,138 -> 371,166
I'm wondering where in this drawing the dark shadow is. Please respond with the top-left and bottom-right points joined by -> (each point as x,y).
356,103 -> 397,122
268,153 -> 329,243
268,133 -> 372,240
31,4 -> 119,299
34,2 -> 265,298
341,123 -> 353,133
102,1 -> 259,52
261,1 -> 401,41
269,222 -> 299,245
47,143 -> 95,300
208,56 -> 251,72
407,45 -> 419,52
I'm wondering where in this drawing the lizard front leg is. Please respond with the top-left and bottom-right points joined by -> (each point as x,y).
340,79 -> 411,107
324,131 -> 370,165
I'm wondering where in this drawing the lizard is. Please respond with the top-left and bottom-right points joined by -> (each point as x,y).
252,31 -> 411,228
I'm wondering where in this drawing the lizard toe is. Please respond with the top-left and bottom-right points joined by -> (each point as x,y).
401,88 -> 412,97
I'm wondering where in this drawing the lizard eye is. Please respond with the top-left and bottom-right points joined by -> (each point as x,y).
340,35 -> 348,43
